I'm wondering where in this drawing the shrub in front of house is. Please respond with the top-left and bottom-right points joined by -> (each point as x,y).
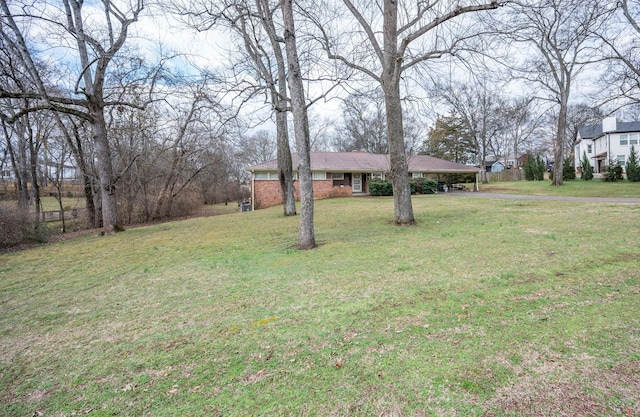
419,178 -> 438,194
407,181 -> 416,194
370,178 -> 437,196
439,173 -> 476,184
409,178 -> 435,194
369,179 -> 394,196
602,160 -> 624,182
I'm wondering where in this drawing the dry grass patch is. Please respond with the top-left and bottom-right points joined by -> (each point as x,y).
484,350 -> 640,416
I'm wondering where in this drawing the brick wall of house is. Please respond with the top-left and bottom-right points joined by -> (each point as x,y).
253,180 -> 283,209
253,179 -> 352,209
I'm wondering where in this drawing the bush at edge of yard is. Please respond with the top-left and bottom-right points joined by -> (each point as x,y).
0,206 -> 49,248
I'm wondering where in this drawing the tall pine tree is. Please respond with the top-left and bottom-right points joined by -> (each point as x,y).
581,151 -> 594,180
626,145 -> 640,181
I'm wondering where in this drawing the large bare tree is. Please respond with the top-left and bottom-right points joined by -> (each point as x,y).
335,89 -> 388,154
599,0 -> 640,106
0,0 -> 145,233
428,79 -> 505,182
167,0 -> 297,217
499,0 -> 609,185
498,97 -> 543,168
223,0 -> 297,216
315,0 -> 503,224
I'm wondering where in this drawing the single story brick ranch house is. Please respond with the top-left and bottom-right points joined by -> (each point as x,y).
245,151 -> 482,210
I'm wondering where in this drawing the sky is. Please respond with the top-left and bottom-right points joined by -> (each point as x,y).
13,0 -> 625,140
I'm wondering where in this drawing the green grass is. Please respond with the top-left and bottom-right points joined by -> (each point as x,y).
480,178 -> 640,197
0,196 -> 85,212
1,195 -> 640,416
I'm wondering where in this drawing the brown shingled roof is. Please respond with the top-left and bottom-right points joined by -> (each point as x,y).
246,152 -> 481,174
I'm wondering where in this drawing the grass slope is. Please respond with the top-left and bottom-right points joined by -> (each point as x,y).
1,195 -> 639,416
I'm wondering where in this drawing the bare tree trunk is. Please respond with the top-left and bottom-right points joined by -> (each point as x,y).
274,74 -> 296,216
92,109 -> 119,232
383,83 -> 414,225
27,123 -> 42,235
552,92 -> 568,186
15,122 -> 30,207
153,155 -> 178,220
382,0 -> 414,225
235,0 -> 296,216
258,0 -> 296,216
63,120 -> 98,227
275,106 -> 296,216
282,0 -> 315,249
1,121 -> 26,206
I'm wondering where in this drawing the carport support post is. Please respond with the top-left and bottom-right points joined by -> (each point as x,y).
475,172 -> 479,191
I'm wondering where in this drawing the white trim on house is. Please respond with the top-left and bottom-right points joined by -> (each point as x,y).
575,117 -> 640,174
312,171 -> 327,180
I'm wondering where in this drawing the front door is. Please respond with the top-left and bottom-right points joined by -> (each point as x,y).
352,173 -> 362,192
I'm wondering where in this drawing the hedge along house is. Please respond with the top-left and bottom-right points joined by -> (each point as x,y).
245,151 -> 483,210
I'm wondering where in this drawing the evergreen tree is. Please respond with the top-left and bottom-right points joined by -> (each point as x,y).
626,145 -> 640,182
558,157 -> 576,181
422,111 -> 476,164
580,151 -> 594,180
603,159 -> 624,182
534,154 -> 545,180
524,153 -> 535,181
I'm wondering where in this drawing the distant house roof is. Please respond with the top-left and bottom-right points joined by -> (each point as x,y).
484,160 -> 503,167
579,121 -> 640,140
246,152 -> 481,174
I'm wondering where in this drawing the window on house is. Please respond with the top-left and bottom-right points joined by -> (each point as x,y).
331,173 -> 344,180
412,172 -> 423,178
587,144 -> 592,153
312,171 -> 327,180
255,172 -> 298,180
617,155 -> 626,165
371,172 -> 384,180
630,134 -> 639,145
620,135 -> 629,146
